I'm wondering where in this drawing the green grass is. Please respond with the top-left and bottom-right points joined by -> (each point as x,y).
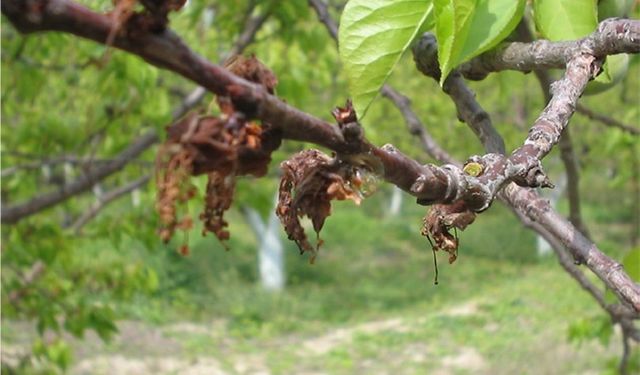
3,192 -> 636,374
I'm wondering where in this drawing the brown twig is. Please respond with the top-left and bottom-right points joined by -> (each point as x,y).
412,32 -> 640,311
1,3 -> 270,225
380,86 -> 457,166
441,18 -> 640,79
172,7 -> 270,119
308,0 -> 338,40
4,0 -> 640,310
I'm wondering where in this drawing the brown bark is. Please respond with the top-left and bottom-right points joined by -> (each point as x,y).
3,0 -> 639,311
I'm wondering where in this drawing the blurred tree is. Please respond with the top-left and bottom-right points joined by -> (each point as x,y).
1,0 -> 639,373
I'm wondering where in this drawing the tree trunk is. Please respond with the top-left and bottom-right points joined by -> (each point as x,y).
242,201 -> 285,291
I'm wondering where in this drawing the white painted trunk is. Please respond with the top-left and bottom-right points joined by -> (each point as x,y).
388,186 -> 403,217
243,202 -> 285,291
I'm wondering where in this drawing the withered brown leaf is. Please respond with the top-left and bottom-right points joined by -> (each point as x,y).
421,200 -> 476,284
276,150 -> 365,262
156,54 -> 282,250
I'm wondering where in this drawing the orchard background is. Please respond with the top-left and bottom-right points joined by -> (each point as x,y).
1,0 -> 639,373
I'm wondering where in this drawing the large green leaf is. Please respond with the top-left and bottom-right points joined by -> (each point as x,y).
434,0 -> 525,85
534,0 -> 626,95
534,0 -> 598,41
339,0 -> 434,118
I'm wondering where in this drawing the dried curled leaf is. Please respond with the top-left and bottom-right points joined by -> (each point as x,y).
199,171 -> 234,247
156,55 -> 281,249
276,150 -> 369,262
156,112 -> 266,246
155,144 -> 197,245
421,200 -> 476,265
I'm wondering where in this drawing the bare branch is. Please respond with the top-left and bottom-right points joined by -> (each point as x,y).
380,86 -> 457,166
69,175 -> 150,233
412,32 -> 640,311
436,18 -> 640,79
1,131 -> 158,224
5,0 -> 639,310
308,0 -> 338,40
576,104 -> 640,135
533,66 -> 592,240
172,8 -> 270,119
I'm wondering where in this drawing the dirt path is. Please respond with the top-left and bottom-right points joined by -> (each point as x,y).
2,298 -> 619,374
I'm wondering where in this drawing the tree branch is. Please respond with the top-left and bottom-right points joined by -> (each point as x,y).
576,104 -> 640,136
172,7 -> 270,119
381,86 -> 457,166
529,54 -> 592,239
1,130 -> 158,224
1,3 -> 269,224
435,18 -> 640,80
0,0 -> 524,211
308,0 -> 338,40
308,0 -> 640,312
5,0 -> 639,310
412,33 -> 640,311
68,175 -> 150,233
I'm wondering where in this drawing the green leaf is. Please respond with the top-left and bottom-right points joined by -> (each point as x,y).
534,0 -> 598,41
339,0 -> 434,118
597,0 -> 635,21
622,247 -> 640,282
534,1 -> 627,94
435,0 -> 526,85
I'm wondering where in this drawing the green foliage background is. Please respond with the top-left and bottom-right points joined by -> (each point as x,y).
1,0 -> 638,373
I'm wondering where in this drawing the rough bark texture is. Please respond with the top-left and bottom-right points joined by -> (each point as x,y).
3,0 -> 640,311
1,3 -> 268,224
411,29 -> 640,312
444,18 -> 640,79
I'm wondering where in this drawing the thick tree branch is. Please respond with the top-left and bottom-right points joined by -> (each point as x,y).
503,184 -> 640,312
534,69 -> 592,239
435,18 -> 640,80
1,4 -> 269,224
5,0 -> 639,310
0,0 -> 521,211
412,33 -> 640,311
172,8 -> 269,119
308,0 -> 640,312
1,131 -> 158,224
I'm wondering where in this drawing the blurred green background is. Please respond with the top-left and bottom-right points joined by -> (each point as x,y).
1,1 -> 638,374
